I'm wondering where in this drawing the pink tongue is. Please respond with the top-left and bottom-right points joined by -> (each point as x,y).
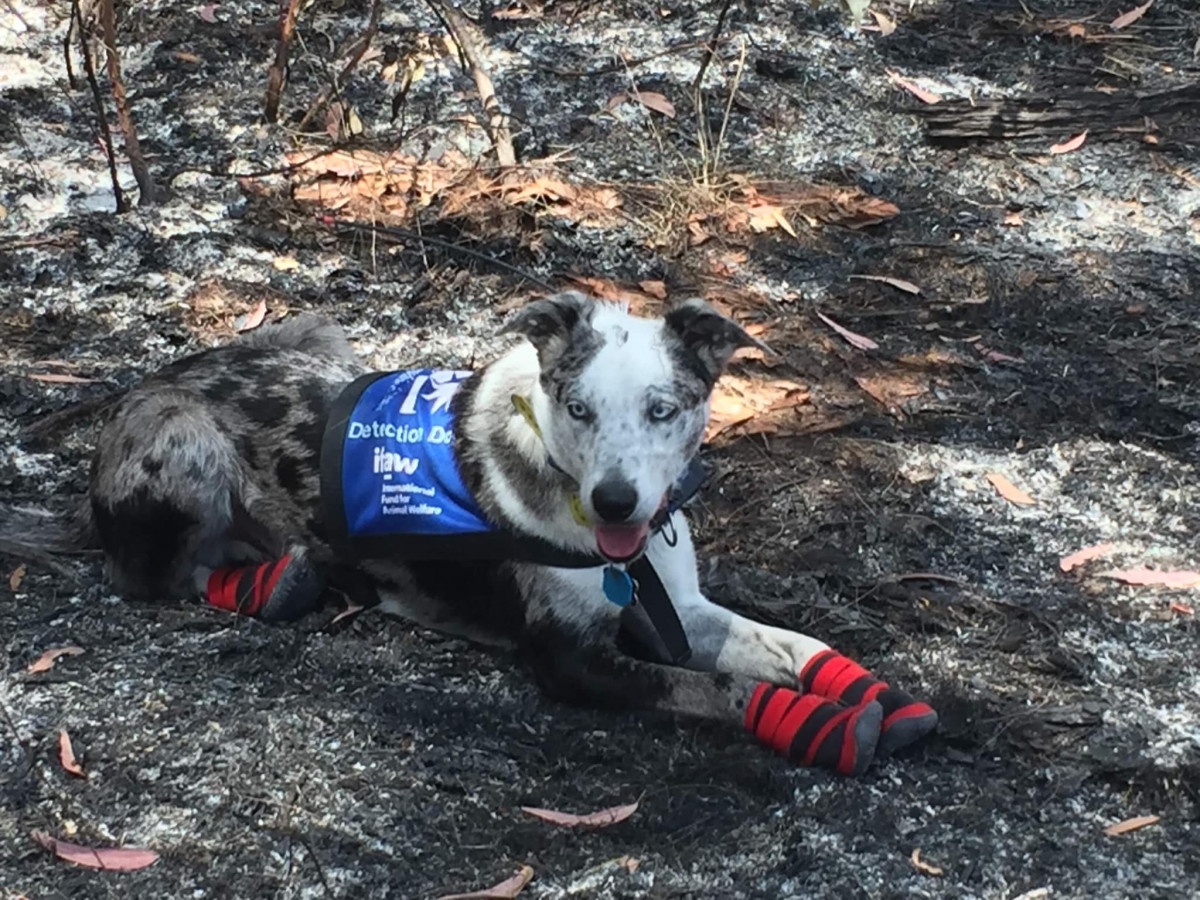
595,523 -> 649,560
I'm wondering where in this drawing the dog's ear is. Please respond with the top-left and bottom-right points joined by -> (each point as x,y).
500,291 -> 596,358
663,298 -> 766,385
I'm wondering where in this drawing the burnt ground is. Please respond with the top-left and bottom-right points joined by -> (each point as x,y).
2,0 -> 1200,897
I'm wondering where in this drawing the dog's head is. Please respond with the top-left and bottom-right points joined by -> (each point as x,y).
502,291 -> 761,562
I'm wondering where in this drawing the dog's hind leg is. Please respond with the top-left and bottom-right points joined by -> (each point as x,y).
642,515 -> 938,761
90,391 -> 322,620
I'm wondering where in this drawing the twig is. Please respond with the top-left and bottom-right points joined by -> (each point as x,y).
692,0 -> 737,185
296,0 -> 383,133
265,0 -> 303,122
711,35 -> 747,175
531,40 -> 707,77
0,230 -> 80,252
290,829 -> 334,899
63,0 -> 79,89
691,0 -> 735,94
1,0 -> 31,31
71,0 -> 126,213
426,0 -> 517,168
330,220 -> 554,290
97,0 -> 158,205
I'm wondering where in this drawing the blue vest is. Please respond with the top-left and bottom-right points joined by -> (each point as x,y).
320,370 -> 704,568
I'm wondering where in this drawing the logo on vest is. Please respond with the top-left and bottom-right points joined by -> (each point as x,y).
338,368 -> 490,537
372,446 -> 420,476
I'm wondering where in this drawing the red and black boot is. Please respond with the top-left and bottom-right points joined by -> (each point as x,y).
745,683 -> 882,776
800,649 -> 937,759
205,552 -> 324,622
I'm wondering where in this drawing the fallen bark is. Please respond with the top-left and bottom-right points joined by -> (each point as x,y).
917,83 -> 1200,144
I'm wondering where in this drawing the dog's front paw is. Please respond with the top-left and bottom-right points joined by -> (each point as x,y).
799,650 -> 938,759
745,683 -> 881,776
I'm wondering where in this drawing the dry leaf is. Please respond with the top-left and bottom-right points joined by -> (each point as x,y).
1102,567 -> 1200,589
1060,543 -> 1116,572
272,256 -> 300,272
438,865 -> 534,900
59,731 -> 85,777
566,276 -> 661,316
173,50 -> 204,64
27,646 -> 85,674
706,376 -> 809,441
32,831 -> 158,870
985,473 -> 1036,506
851,274 -> 921,294
975,344 -> 1022,364
638,280 -> 667,300
1003,211 -> 1025,227
1103,814 -> 1160,836
746,203 -> 797,237
1049,130 -> 1088,154
717,182 -> 898,233
634,91 -> 676,118
854,372 -> 929,411
521,802 -> 638,828
1111,0 -> 1153,30
886,70 -> 943,104
910,848 -> 944,877
816,312 -> 879,351
869,9 -> 897,35
235,300 -> 268,333
1067,23 -> 1088,38
29,372 -> 99,384
328,603 -> 365,627
606,91 -> 676,118
709,250 -> 747,276
9,564 -> 26,591
1170,602 -> 1195,616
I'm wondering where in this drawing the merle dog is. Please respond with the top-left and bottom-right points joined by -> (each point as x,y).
1,293 -> 936,775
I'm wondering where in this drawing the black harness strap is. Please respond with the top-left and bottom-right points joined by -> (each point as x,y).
628,556 -> 692,666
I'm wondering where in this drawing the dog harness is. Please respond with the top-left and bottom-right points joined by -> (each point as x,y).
320,369 -> 703,663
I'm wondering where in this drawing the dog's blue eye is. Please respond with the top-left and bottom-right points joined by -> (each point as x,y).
649,402 -> 677,422
566,400 -> 590,421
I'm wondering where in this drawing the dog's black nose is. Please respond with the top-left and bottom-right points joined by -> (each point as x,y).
591,477 -> 639,523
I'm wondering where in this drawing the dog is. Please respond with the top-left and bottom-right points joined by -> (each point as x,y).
1,293 -> 936,775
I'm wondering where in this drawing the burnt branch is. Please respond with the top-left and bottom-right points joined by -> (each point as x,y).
71,0 -> 125,213
265,0 -> 303,123
96,0 -> 158,205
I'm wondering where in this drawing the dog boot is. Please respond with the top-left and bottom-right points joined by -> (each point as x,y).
746,683 -> 882,776
800,649 -> 937,759
205,553 -> 324,622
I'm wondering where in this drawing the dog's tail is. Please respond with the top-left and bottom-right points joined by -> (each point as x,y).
0,501 -> 99,575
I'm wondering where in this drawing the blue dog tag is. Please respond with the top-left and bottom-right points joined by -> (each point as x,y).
602,566 -> 634,607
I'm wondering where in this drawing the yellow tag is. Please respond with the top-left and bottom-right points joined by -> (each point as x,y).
510,394 -> 542,438
568,493 -> 592,526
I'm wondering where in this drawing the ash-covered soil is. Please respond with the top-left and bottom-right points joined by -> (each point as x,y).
2,1 -> 1199,898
